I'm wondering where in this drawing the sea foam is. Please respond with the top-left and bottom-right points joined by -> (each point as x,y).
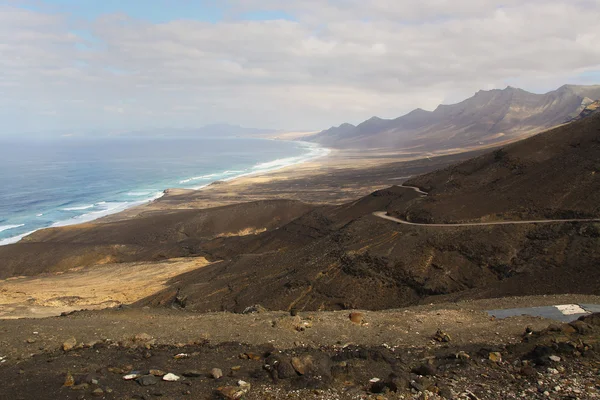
0,224 -> 25,233
62,204 -> 95,211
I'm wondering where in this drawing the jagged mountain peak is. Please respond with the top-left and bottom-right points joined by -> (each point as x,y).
309,84 -> 600,151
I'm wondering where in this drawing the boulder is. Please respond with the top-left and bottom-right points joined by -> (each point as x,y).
62,337 -> 77,352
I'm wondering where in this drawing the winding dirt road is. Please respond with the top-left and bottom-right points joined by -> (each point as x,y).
374,185 -> 600,227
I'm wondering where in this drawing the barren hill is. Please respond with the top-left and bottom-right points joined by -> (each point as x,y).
309,84 -> 600,151
399,113 -> 600,223
138,116 -> 600,312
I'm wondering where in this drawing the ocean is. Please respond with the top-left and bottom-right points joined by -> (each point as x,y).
0,136 -> 328,245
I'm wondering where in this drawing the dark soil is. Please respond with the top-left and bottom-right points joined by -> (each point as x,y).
1,310 -> 599,399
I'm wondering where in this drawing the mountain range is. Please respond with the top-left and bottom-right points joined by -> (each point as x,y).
308,84 -> 600,152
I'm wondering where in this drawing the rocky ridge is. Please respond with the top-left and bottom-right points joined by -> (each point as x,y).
309,84 -> 600,151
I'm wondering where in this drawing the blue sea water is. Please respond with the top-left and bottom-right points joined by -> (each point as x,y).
0,136 -> 328,245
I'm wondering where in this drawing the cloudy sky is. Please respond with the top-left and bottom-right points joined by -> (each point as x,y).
2,0 -> 600,135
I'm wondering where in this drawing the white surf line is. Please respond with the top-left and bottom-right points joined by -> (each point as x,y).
374,185 -> 600,227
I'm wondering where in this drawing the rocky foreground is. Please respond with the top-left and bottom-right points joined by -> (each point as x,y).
0,299 -> 598,399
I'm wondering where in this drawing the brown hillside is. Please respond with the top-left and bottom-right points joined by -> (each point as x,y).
401,113 -> 600,223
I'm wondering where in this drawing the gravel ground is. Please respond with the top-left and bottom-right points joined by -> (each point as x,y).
0,295 -> 599,399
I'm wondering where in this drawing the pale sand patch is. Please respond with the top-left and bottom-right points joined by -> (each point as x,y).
219,227 -> 267,237
0,257 -> 210,319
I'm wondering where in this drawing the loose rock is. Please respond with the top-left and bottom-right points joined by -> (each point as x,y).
291,355 -> 313,375
137,374 -> 159,386
211,368 -> 223,379
63,372 -> 75,387
163,373 -> 181,382
216,381 -> 251,399
274,359 -> 297,379
488,352 -> 502,363
433,329 -> 451,342
62,337 -> 77,352
349,312 -> 364,324
149,369 -> 167,377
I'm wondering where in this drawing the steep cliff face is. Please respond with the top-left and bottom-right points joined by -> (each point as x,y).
310,84 -> 600,151
571,99 -> 600,121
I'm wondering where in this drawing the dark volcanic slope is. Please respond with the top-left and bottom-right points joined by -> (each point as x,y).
140,192 -> 600,312
310,84 -> 600,151
139,117 -> 600,312
399,113 -> 600,223
0,200 -> 313,279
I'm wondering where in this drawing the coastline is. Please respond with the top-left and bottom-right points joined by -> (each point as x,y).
0,140 -> 331,246
0,135 -> 505,244
95,143 -> 498,223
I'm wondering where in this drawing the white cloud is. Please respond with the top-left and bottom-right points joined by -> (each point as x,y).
1,1 -> 600,134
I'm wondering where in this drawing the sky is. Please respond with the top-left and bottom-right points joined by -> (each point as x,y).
1,0 -> 600,135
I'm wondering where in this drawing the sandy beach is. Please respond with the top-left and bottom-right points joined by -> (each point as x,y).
98,143 -> 493,223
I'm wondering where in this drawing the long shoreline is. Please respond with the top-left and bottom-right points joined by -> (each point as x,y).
0,140 -> 331,246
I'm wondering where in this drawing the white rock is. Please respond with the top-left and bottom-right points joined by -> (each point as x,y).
549,355 -> 561,362
211,368 -> 223,379
369,378 -> 381,383
237,380 -> 251,394
123,374 -> 140,380
163,373 -> 181,382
